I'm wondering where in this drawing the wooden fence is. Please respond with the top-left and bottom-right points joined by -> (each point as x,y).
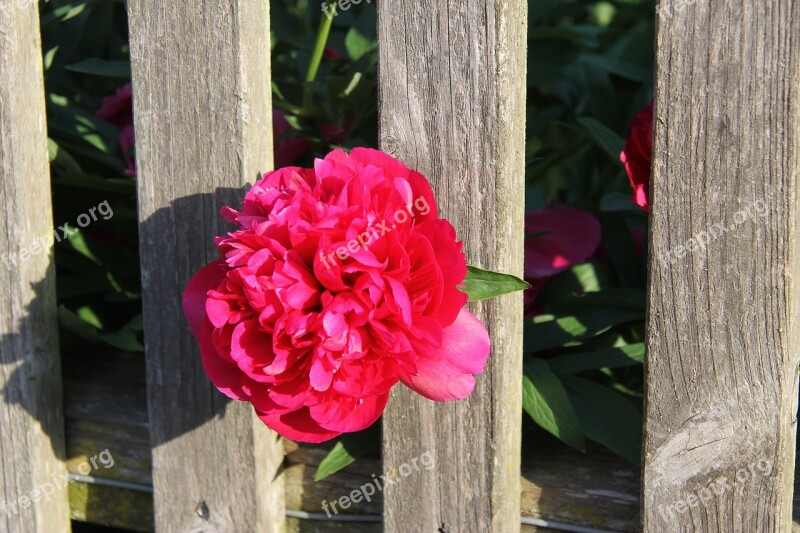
0,0 -> 798,532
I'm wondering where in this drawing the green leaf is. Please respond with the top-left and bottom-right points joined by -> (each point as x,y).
544,288 -> 646,315
576,116 -> 624,161
315,427 -> 377,481
600,213 -> 642,288
56,275 -> 111,299
599,192 -> 640,213
344,27 -> 375,61
563,377 -> 643,464
535,261 -> 615,308
59,305 -> 102,340
525,230 -> 555,240
580,53 -> 651,83
64,231 -> 103,265
98,326 -> 145,352
58,306 -> 144,352
547,344 -> 645,376
525,185 -> 547,210
65,58 -> 131,78
41,1 -> 91,27
77,305 -> 104,329
56,139 -> 125,172
523,359 -> 586,452
459,266 -> 529,302
48,93 -> 121,139
525,308 -> 644,352
328,72 -> 373,112
49,140 -> 135,194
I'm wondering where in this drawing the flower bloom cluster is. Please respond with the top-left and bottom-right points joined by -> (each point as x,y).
183,149 -> 490,442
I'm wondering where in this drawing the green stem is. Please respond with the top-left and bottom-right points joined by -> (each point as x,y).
303,2 -> 335,113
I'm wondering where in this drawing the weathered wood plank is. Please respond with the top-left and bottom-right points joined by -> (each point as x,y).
53,351 -> 800,531
377,2 -> 528,531
55,349 -> 800,531
127,1 -> 284,530
643,1 -> 800,530
63,351 -> 151,486
0,3 -> 71,531
60,351 -> 651,532
68,482 -> 153,533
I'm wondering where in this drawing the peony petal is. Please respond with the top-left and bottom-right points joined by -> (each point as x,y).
257,408 -> 342,443
633,185 -> 649,210
183,260 -> 228,339
405,171 -> 438,221
401,309 -> 490,401
309,393 -> 389,433
229,320 -> 278,382
386,277 -> 413,326
348,147 -> 411,178
412,220 -> 468,326
241,379 -> 294,415
524,208 -> 602,279
620,101 -> 653,211
198,320 -> 248,401
309,352 -> 336,391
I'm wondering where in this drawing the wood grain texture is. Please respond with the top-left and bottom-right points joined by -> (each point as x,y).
127,1 -> 284,530
51,347 -> 800,530
63,353 -> 650,532
377,2 -> 527,531
0,3 -> 71,531
643,1 -> 800,530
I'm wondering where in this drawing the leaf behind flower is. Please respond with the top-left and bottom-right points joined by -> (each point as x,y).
314,425 -> 379,481
459,266 -> 529,302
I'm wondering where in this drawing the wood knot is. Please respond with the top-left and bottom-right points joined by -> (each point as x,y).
195,501 -> 210,521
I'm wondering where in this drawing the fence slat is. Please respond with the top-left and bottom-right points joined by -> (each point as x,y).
128,1 -> 284,530
0,3 -> 71,531
377,2 -> 528,531
643,1 -> 800,529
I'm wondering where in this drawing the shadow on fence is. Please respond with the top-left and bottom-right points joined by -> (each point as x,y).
1,266 -> 67,463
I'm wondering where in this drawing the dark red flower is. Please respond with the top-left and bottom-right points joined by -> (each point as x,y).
96,84 -> 137,176
273,110 -> 312,168
320,119 -> 355,145
523,208 -> 602,317
96,84 -> 133,128
620,101 -> 653,210
323,47 -> 342,61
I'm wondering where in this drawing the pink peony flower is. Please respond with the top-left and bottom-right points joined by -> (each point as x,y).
183,148 -> 491,442
620,101 -> 653,210
523,208 -> 602,317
